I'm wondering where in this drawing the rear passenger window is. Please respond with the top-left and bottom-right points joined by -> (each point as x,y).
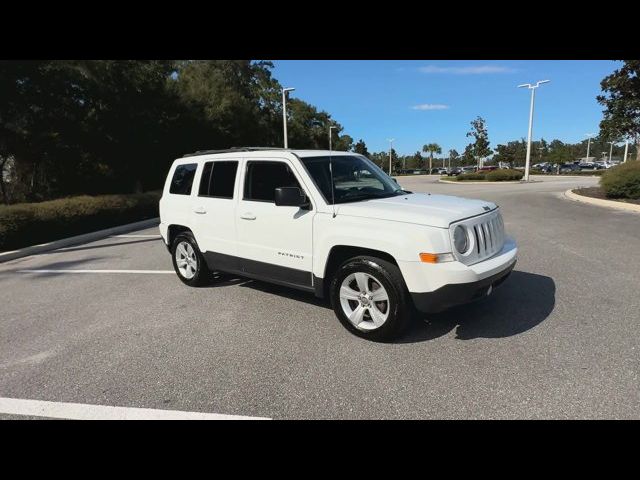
198,161 -> 238,199
244,161 -> 301,202
169,164 -> 197,195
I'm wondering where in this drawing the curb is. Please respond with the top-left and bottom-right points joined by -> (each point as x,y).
0,217 -> 160,263
564,189 -> 640,213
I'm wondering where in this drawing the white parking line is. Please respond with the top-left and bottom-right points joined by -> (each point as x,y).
110,235 -> 161,238
0,397 -> 270,420
17,269 -> 175,274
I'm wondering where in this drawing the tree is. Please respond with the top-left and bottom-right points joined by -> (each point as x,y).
422,143 -> 441,172
0,60 -> 356,203
410,150 -> 424,169
465,116 -> 491,169
353,139 -> 370,157
448,149 -> 459,169
597,60 -> 640,161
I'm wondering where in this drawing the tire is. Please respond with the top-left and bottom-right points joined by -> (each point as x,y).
329,256 -> 412,342
171,231 -> 211,287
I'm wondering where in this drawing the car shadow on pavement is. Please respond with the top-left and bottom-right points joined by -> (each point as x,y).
202,270 -> 555,343
399,270 -> 556,343
204,272 -> 331,308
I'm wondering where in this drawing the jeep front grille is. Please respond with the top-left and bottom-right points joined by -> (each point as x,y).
451,209 -> 505,266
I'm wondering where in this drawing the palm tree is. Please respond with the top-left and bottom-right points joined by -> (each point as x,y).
422,143 -> 442,173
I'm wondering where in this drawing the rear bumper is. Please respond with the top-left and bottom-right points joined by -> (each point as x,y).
410,258 -> 516,314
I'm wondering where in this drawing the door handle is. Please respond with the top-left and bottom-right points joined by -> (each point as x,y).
193,207 -> 207,214
240,213 -> 256,220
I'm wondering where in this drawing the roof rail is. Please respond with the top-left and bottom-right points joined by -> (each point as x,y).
182,147 -> 291,158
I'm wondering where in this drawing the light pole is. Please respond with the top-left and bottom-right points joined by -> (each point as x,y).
518,80 -> 550,182
585,133 -> 595,161
608,141 -> 615,164
387,138 -> 394,175
329,126 -> 337,151
623,139 -> 629,163
282,87 -> 295,148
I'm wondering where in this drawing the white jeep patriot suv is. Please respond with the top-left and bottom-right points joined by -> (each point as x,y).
159,147 -> 517,341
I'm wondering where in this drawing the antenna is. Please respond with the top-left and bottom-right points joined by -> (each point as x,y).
329,126 -> 337,218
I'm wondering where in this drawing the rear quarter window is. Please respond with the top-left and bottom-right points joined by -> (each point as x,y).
169,163 -> 197,195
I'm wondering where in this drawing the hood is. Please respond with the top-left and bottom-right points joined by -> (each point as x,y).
334,193 -> 497,228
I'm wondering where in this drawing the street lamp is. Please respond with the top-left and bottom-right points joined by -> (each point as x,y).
623,139 -> 629,163
518,79 -> 550,182
608,141 -> 615,164
387,138 -> 395,175
329,126 -> 337,151
282,87 -> 295,148
585,133 -> 595,161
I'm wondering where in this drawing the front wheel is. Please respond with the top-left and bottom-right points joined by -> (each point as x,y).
329,256 -> 412,342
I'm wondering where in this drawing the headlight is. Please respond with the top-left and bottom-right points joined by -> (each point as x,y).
453,225 -> 468,254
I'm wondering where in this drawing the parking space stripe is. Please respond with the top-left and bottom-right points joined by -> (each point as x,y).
0,397 -> 270,420
17,269 -> 175,274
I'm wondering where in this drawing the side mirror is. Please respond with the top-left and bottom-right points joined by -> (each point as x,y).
275,187 -> 309,208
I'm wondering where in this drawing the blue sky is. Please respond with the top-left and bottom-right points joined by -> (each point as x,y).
271,60 -> 619,156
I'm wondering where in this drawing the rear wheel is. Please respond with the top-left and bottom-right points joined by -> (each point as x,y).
171,232 -> 210,287
329,256 -> 412,341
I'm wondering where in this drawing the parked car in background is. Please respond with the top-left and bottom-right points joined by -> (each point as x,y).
447,167 -> 463,176
462,166 -> 477,173
559,163 -> 581,173
595,161 -> 614,169
478,166 -> 498,172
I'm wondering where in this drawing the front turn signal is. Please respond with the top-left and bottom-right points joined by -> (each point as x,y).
419,252 -> 455,263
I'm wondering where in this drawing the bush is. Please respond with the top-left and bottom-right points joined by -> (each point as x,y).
456,173 -> 486,181
485,169 -> 524,181
456,169 -> 523,181
600,161 -> 640,199
0,191 -> 161,251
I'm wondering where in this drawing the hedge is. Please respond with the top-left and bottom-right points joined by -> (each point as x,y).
600,161 -> 640,199
485,169 -> 524,181
0,191 -> 161,251
456,172 -> 485,181
456,169 -> 524,182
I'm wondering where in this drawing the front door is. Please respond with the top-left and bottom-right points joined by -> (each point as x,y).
235,159 -> 314,288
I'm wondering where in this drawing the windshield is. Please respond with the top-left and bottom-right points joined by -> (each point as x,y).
299,155 -> 405,205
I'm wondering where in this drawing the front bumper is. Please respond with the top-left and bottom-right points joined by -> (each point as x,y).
410,258 -> 516,313
399,236 -> 518,314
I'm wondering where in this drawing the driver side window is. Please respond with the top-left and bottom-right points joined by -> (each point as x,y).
243,161 -> 302,203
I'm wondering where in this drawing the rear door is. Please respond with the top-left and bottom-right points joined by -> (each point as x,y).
190,159 -> 240,268
235,158 -> 314,288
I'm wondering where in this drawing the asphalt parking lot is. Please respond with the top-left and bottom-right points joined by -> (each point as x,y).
1,175 -> 639,419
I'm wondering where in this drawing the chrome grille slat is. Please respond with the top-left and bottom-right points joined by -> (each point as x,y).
484,222 -> 492,250
451,209 -> 505,266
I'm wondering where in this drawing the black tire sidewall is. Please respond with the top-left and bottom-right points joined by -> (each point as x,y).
171,232 -> 208,287
330,256 -> 409,342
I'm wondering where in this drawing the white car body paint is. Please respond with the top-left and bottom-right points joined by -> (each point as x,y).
159,149 -> 518,313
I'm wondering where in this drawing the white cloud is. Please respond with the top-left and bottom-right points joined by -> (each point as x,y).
411,104 -> 450,111
418,65 -> 516,74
